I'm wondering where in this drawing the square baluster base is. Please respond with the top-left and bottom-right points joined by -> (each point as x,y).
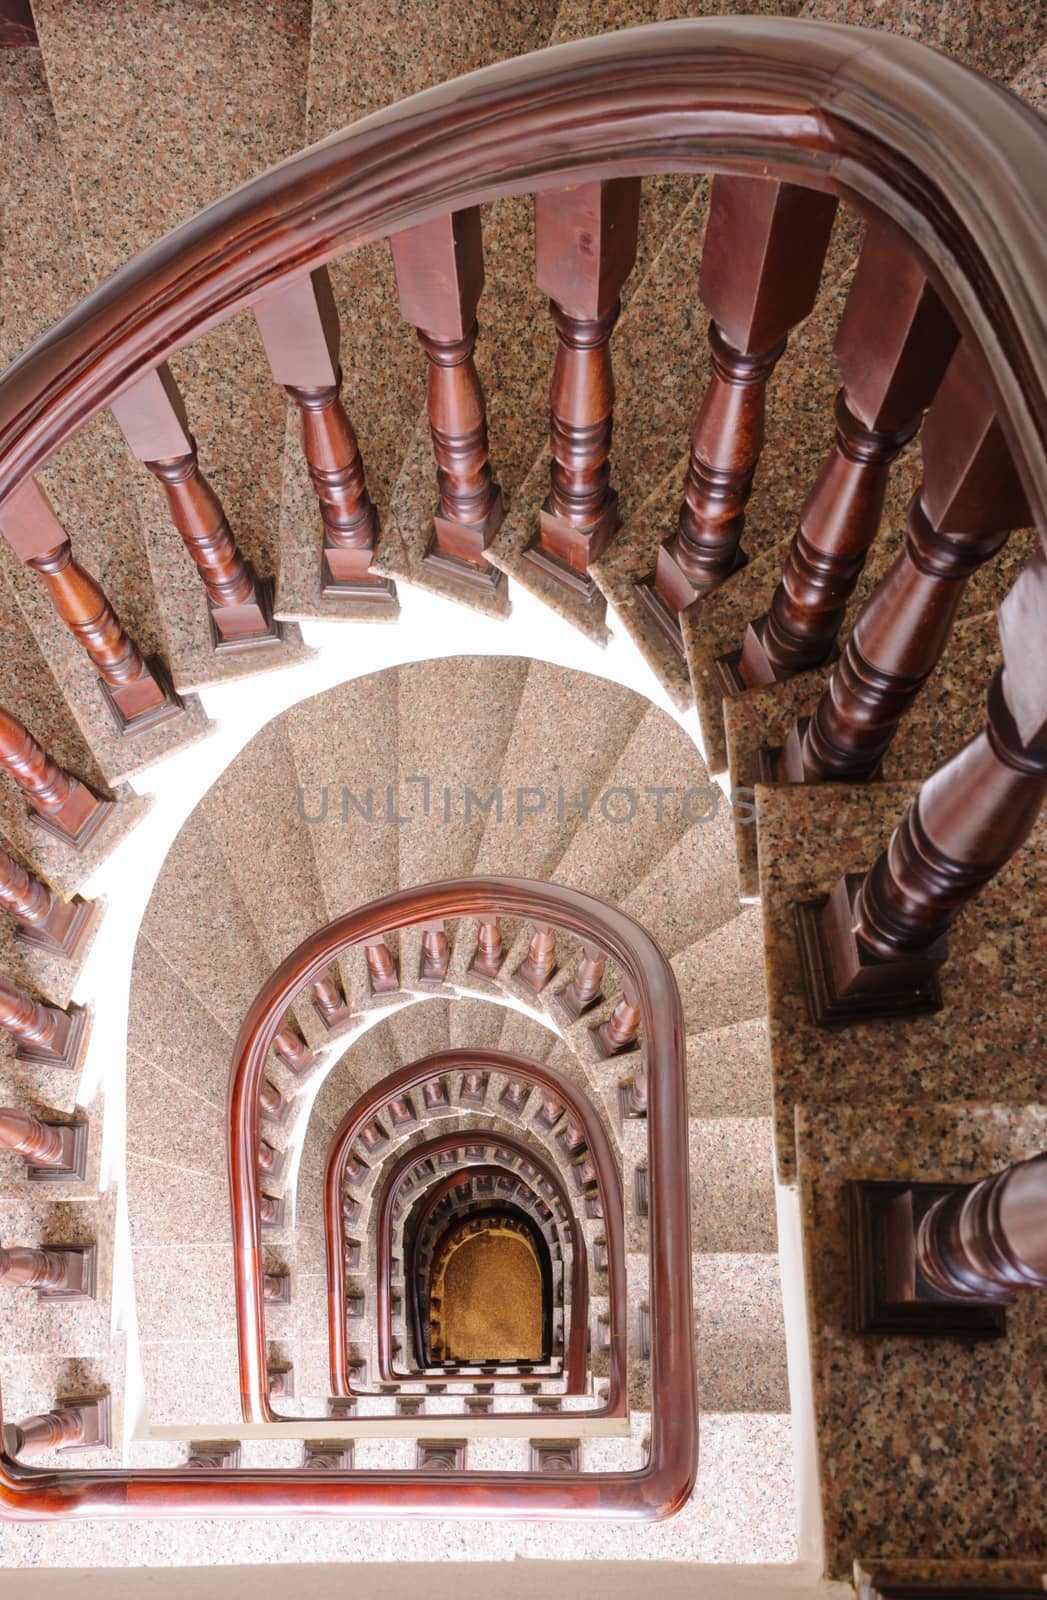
795,876 -> 944,1028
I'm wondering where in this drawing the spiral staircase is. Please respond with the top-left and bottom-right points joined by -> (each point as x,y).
0,0 -> 1044,1590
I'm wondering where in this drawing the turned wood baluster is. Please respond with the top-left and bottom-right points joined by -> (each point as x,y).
272,1023 -> 313,1073
258,1080 -> 291,1125
0,841 -> 96,958
0,705 -> 111,848
918,1154 -> 1047,1302
517,923 -> 557,993
4,1394 -> 109,1457
419,921 -> 450,984
364,937 -> 399,995
111,365 -> 279,650
0,977 -> 84,1067
312,970 -> 351,1027
558,943 -> 605,1020
0,1245 -> 72,1290
797,652 -> 1047,1025
390,209 -> 505,592
0,1108 -> 68,1166
263,1273 -> 290,1303
642,177 -> 838,633
255,267 -> 391,603
0,479 -> 180,734
469,917 -> 504,980
790,342 -> 1030,783
593,984 -> 641,1058
739,223 -> 958,683
523,178 -> 641,596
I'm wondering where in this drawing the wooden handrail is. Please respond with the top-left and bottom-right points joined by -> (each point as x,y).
0,20 -> 1044,541
323,1047 -> 617,1408
372,1132 -> 587,1395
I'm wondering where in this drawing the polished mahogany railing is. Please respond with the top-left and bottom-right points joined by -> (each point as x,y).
0,16 -> 1044,1521
323,1047 -> 620,1408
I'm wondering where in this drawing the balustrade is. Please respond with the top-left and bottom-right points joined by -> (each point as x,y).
784,342 -> 1030,784
735,224 -> 958,685
637,175 -> 838,646
0,1240 -> 95,1299
0,707 -> 112,848
0,480 -> 181,733
0,977 -> 88,1070
254,268 -> 393,605
0,841 -> 96,957
391,209 -> 505,596
523,179 -> 641,601
3,1394 -> 110,1458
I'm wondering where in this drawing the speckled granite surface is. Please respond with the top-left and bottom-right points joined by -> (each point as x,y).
759,782 -> 1046,1183
798,1100 -> 1047,1579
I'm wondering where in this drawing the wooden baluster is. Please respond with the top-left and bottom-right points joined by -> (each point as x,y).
272,1023 -> 313,1074
390,209 -> 505,597
0,977 -> 88,1070
0,706 -> 112,848
4,1393 -> 110,1458
516,923 -> 557,993
303,1441 -> 353,1469
0,1241 -> 95,1298
917,1154 -> 1047,1303
419,919 -> 450,986
0,841 -> 97,958
364,936 -> 399,995
556,942 -> 606,1021
263,1273 -> 291,1304
422,1078 -> 449,1110
254,267 -> 394,607
592,983 -> 641,1059
186,1442 -> 241,1469
851,1153 -> 1047,1335
111,364 -> 281,652
258,1079 -> 292,1126
257,1140 -> 287,1183
468,917 -> 504,980
618,1072 -> 648,1119
737,223 -> 958,684
796,653 -> 1047,1025
0,479 -> 181,734
268,1365 -> 294,1398
0,1108 -> 87,1178
523,178 -> 642,602
258,1193 -> 284,1228
636,176 -> 838,650
785,342 -> 1030,783
311,970 -> 351,1029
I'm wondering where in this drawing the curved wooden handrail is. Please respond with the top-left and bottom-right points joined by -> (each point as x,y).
0,875 -> 691,1519
404,1164 -> 567,1378
0,20 -> 1044,534
371,1130 -> 588,1395
323,1048 -> 620,1408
